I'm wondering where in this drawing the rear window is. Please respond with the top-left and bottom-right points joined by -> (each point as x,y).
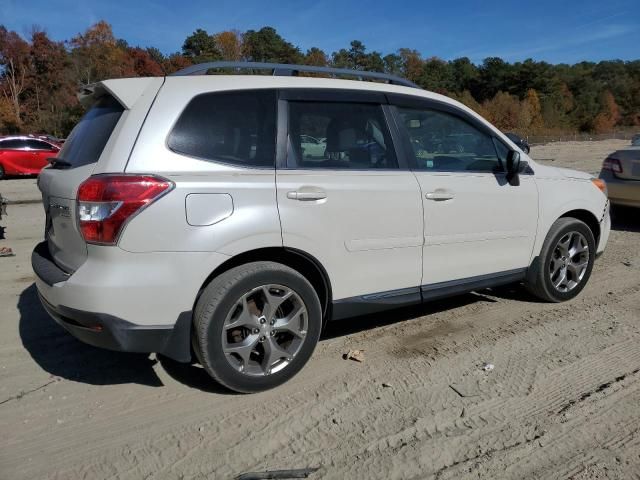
58,95 -> 124,168
167,90 -> 277,168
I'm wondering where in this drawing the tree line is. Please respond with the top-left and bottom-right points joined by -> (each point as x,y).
1,21 -> 639,137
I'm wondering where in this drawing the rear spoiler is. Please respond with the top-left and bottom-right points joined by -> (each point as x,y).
77,77 -> 164,109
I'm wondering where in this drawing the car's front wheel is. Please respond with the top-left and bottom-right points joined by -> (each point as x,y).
525,217 -> 596,302
193,261 -> 322,393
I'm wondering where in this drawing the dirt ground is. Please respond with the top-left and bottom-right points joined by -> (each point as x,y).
0,139 -> 639,480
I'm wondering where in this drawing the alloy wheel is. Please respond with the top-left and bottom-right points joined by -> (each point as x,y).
221,284 -> 308,376
549,231 -> 590,292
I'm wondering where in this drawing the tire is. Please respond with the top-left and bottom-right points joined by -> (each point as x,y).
193,261 -> 322,393
525,217 -> 596,302
0,164 -> 5,180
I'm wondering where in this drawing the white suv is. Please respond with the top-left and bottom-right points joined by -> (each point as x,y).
32,62 -> 611,393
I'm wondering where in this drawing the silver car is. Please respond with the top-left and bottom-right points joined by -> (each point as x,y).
599,147 -> 640,208
32,62 -> 610,393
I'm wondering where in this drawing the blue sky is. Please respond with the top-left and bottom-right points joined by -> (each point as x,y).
1,0 -> 639,63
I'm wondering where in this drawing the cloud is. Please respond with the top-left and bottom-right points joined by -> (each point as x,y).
458,23 -> 635,62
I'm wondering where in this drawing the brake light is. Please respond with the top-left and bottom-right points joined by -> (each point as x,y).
77,174 -> 173,245
602,157 -> 623,174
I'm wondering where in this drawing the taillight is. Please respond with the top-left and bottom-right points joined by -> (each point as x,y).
602,157 -> 623,174
77,174 -> 173,245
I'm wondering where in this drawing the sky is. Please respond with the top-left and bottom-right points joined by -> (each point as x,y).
1,0 -> 639,64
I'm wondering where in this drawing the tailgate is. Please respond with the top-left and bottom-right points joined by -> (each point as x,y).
38,77 -> 163,273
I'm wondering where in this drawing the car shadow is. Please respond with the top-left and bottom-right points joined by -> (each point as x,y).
611,206 -> 640,233
17,282 -> 537,393
18,283 -> 164,387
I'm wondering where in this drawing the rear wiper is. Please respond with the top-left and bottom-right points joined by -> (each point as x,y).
47,157 -> 72,169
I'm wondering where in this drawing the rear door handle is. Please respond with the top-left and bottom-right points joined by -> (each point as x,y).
425,190 -> 455,201
287,190 -> 327,201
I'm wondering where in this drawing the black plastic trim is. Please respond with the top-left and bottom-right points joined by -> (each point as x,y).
421,268 -> 527,301
31,241 -> 70,286
332,286 -> 421,320
38,293 -> 192,362
331,268 -> 527,320
279,88 -> 388,104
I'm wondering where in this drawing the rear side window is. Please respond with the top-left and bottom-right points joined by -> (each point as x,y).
59,95 -> 124,168
168,90 -> 277,168
287,101 -> 397,169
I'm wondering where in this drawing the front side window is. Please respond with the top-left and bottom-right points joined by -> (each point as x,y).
168,90 -> 277,168
288,102 -> 397,169
397,107 -> 503,173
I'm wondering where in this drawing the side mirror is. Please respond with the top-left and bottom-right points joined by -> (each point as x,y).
506,150 -> 521,186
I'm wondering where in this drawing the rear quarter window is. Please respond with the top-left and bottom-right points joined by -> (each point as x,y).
58,95 -> 124,168
167,90 -> 277,168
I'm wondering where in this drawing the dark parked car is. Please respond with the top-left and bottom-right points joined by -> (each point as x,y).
504,132 -> 530,154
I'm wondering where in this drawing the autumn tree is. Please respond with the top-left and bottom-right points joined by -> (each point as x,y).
398,48 -> 423,84
304,47 -> 328,67
0,26 -> 31,130
592,91 -> 621,133
27,30 -> 76,135
524,89 -> 543,131
69,21 -> 134,84
128,47 -> 163,76
215,30 -> 243,61
162,53 -> 192,74
2,20 -> 640,137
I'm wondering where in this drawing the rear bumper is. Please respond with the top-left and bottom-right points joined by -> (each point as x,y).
31,241 -> 229,362
37,290 -> 191,361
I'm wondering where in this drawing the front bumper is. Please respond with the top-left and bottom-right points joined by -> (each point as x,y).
597,200 -> 611,255
31,241 -> 227,362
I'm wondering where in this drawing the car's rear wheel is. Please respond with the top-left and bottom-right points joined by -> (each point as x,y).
0,164 -> 5,180
525,217 -> 596,302
193,261 -> 322,393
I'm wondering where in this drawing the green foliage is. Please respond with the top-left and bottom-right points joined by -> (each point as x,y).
242,27 -> 302,64
0,21 -> 638,137
182,28 -> 221,62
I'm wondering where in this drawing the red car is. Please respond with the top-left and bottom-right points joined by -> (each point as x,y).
0,136 -> 60,179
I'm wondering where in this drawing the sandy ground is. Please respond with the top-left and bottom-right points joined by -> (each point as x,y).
0,139 -> 639,480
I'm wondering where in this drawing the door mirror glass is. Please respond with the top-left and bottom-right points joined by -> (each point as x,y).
506,150 -> 521,185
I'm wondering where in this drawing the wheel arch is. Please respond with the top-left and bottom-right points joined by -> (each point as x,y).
194,247 -> 332,325
559,209 -> 601,245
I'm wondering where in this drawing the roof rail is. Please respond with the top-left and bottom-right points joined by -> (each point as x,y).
169,61 -> 419,88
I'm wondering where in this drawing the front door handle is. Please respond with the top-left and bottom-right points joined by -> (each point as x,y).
425,190 -> 455,201
287,190 -> 327,201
